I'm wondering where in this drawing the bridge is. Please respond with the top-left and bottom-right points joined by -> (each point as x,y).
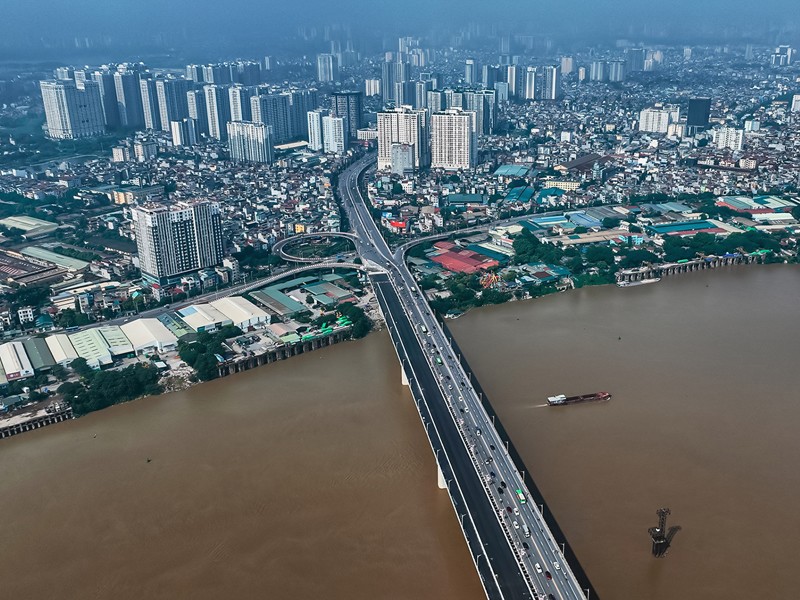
337,153 -> 594,600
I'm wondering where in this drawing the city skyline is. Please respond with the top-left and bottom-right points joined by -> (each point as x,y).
0,7 -> 799,600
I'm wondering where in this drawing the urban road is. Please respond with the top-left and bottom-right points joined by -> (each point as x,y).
338,153 -> 590,600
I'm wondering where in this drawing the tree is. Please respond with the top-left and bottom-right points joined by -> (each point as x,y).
584,245 -> 616,267
193,353 -> 219,381
58,308 -> 91,328
50,363 -> 69,382
602,217 -> 621,229
566,255 -> 585,274
620,249 -> 659,269
70,357 -> 95,380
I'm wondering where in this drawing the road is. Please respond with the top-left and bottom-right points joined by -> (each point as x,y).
338,153 -> 589,600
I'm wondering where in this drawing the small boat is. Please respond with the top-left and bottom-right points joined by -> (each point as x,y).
547,392 -> 611,406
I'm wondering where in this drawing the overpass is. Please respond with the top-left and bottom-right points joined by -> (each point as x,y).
271,232 -> 359,263
337,153 -> 594,600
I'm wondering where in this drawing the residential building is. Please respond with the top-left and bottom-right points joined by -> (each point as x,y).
171,118 -> 197,147
251,94 -> 291,143
132,200 -> 224,289
365,79 -> 381,97
316,54 -> 339,82
229,84 -> 257,122
639,106 -> 680,134
40,79 -> 105,139
204,84 -> 231,140
542,65 -> 561,100
524,67 -> 538,100
322,115 -> 348,154
431,108 -> 477,170
330,91 -> 362,140
465,58 -> 478,84
187,89 -> 209,136
227,121 -> 274,163
155,77 -> 190,132
113,70 -> 144,128
377,105 -> 429,171
139,77 -> 160,130
91,69 -> 121,128
713,127 -> 744,151
307,109 -> 327,151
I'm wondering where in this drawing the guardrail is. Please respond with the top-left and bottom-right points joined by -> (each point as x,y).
437,316 -> 599,600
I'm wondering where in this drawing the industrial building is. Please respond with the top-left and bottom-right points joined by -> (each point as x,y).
0,342 -> 34,381
68,327 -> 133,368
46,334 -> 79,366
121,319 -> 179,354
177,303 -> 233,333
208,297 -> 269,330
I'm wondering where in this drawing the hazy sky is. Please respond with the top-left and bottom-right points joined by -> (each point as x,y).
1,0 -> 796,55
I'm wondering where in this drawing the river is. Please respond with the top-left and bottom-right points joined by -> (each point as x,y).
449,264 -> 799,599
0,265 -> 797,599
0,332 -> 483,600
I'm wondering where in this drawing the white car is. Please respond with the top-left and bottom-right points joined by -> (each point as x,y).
512,520 -> 519,529
554,562 -> 561,571
535,563 -> 543,574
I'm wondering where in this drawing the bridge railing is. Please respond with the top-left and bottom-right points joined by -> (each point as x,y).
437,316 -> 599,600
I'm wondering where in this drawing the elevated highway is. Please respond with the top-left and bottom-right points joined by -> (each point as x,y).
272,232 -> 359,263
337,153 -> 593,600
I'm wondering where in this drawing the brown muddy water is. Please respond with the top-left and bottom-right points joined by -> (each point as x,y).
1,265 -> 797,600
450,264 -> 799,600
0,333 -> 483,600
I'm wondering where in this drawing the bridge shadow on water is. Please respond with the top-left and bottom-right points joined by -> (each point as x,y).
437,316 -> 601,600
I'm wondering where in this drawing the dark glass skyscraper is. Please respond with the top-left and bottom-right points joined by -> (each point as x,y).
686,97 -> 711,135
331,91 -> 363,140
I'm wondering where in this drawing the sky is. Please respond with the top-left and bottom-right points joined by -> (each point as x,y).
0,0 -> 797,57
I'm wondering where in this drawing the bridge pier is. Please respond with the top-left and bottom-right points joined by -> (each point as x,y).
437,463 -> 447,489
401,367 -> 409,386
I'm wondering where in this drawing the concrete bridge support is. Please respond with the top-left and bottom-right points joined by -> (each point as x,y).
438,463 -> 447,489
401,366 -> 409,386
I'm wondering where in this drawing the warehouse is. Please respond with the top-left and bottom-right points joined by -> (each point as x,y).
209,296 -> 269,330
178,303 -> 233,333
66,326 -> 134,365
95,326 -> 134,356
21,337 -> 55,371
0,342 -> 34,381
46,334 -> 79,366
121,319 -> 179,354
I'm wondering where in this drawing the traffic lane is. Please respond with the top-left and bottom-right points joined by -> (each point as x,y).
409,325 -> 581,597
425,332 -> 574,599
373,276 -> 533,599
374,279 -> 507,600
377,280 -> 531,599
393,290 -> 570,598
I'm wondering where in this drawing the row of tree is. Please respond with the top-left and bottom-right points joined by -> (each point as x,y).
58,359 -> 162,416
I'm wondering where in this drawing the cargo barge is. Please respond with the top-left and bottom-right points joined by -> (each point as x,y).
617,278 -> 660,288
547,392 -> 611,406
